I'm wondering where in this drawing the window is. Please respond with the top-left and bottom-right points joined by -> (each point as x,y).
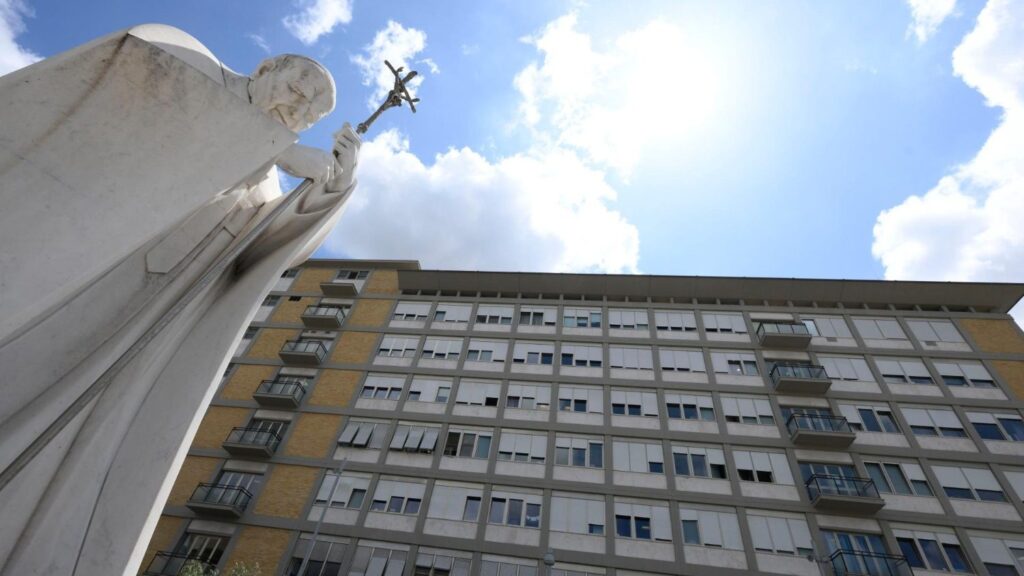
511,341 -> 554,365
234,327 -> 258,357
497,431 -> 547,463
711,351 -> 758,375
934,361 -> 997,388
557,385 -> 603,414
967,412 -> 1024,441
895,529 -> 972,573
359,374 -> 405,400
554,436 -> 604,468
393,301 -> 431,321
476,305 -> 513,325
839,404 -> 901,433
672,445 -> 727,479
408,377 -> 452,403
659,348 -> 707,372
286,533 -> 346,576
463,496 -> 481,521
901,407 -> 967,438
505,383 -> 551,410
907,319 -> 965,346
487,491 -> 542,528
434,303 -> 472,323
209,469 -> 263,503
338,420 -> 389,449
425,482 -> 484,522
550,494 -> 605,535
733,450 -> 794,484
563,307 -> 602,328
443,429 -> 492,459
864,461 -> 932,496
421,337 -> 462,360
388,424 -> 441,453
315,472 -> 370,509
721,396 -> 775,425
465,339 -> 508,363
336,269 -> 368,280
282,269 -> 299,278
377,335 -> 418,357
480,557 -> 538,576
561,343 -> 602,367
802,316 -> 852,339
610,389 -> 658,417
519,305 -> 556,326
679,506 -> 743,550
612,439 -> 664,474
609,309 -> 650,330
852,317 -> 908,341
348,543 -> 407,576
664,393 -> 715,421
455,380 -> 501,406
369,479 -> 426,515
609,345 -> 654,370
969,534 -> 1024,576
818,355 -> 876,382
702,313 -> 747,334
748,512 -> 814,555
614,500 -> 671,541
876,358 -> 934,385
413,549 -> 472,576
654,310 -> 698,333
933,465 -> 1006,502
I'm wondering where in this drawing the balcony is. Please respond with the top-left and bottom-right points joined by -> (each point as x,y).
279,339 -> 327,366
829,549 -> 909,576
806,475 -> 885,514
186,483 -> 252,518
770,362 -> 831,394
144,552 -> 216,576
320,278 -> 358,297
786,413 -> 856,448
757,321 -> 812,349
301,305 -> 346,329
222,427 -> 281,458
252,378 -> 306,408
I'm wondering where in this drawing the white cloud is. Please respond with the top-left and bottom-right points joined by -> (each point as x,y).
323,129 -> 639,273
0,0 -> 41,76
906,0 -> 958,43
874,0 -> 1024,317
350,20 -> 437,109
247,33 -> 270,54
282,0 -> 353,45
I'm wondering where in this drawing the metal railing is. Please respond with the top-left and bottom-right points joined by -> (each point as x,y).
829,549 -> 909,576
189,483 -> 253,511
224,427 -> 281,451
255,378 -> 307,400
770,362 -> 828,382
281,339 -> 327,362
806,474 -> 880,500
786,412 -> 853,435
303,305 -> 346,321
756,321 -> 811,337
144,552 -> 216,576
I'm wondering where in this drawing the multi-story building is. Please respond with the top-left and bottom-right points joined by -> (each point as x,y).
140,259 -> 1024,576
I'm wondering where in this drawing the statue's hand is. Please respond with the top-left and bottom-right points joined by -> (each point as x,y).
276,143 -> 337,185
327,123 -> 361,193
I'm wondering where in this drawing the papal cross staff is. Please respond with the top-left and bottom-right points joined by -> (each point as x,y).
356,59 -> 420,135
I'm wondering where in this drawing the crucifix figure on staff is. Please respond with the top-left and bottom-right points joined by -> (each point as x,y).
356,59 -> 420,135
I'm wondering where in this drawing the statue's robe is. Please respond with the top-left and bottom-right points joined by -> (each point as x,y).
0,25 -> 354,575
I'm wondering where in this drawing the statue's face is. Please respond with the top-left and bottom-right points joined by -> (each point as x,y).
251,56 -> 335,132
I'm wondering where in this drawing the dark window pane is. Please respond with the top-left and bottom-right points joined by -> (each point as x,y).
691,454 -> 708,477
506,499 -> 523,526
943,486 -> 975,500
634,517 -> 651,540
682,520 -> 700,544
674,453 -> 690,476
942,544 -> 971,573
525,503 -> 541,528
572,448 -> 586,467
897,538 -> 925,569
463,497 -> 481,521
974,423 -> 1006,440
865,464 -> 891,494
488,498 -> 506,524
977,489 -> 1006,502
615,515 -> 632,538
919,539 -> 948,571
666,404 -> 682,419
883,464 -> 912,495
999,418 -> 1024,441
589,443 -> 603,468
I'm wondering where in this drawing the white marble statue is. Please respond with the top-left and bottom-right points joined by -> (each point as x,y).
0,24 -> 360,575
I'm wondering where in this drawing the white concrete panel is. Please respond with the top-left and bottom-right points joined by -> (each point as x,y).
668,420 -> 719,434
739,483 -> 800,501
560,366 -> 603,378
554,467 -> 605,484
423,519 -> 477,540
453,405 -> 498,419
440,457 -> 489,474
463,360 -> 503,372
385,452 -> 434,468
511,364 -> 554,375
727,423 -> 781,438
853,433 -> 909,448
614,540 -> 675,561
916,437 -> 977,453
675,477 -> 732,495
485,525 -> 541,546
611,416 -> 660,430
550,532 -> 605,554
613,471 -> 667,490
949,500 -> 1021,521
716,374 -> 764,387
684,546 -> 748,569
755,553 -> 819,575
495,461 -> 546,479
365,512 -> 417,532
881,495 -> 944,515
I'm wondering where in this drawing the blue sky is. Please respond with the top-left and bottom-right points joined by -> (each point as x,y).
2,0 -> 1022,291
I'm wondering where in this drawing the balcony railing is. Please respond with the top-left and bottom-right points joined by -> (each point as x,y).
829,549 -> 909,576
223,426 -> 281,457
770,362 -> 831,394
279,339 -> 327,365
320,278 -> 358,297
786,412 -> 855,447
301,305 -> 346,328
144,552 -> 216,576
756,321 -> 812,348
253,378 -> 306,408
806,474 -> 885,513
186,483 -> 252,517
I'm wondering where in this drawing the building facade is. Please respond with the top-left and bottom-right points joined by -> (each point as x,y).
141,260 -> 1024,576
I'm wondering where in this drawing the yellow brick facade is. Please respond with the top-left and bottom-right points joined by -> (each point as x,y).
346,298 -> 393,328
246,328 -> 299,360
138,516 -> 184,575
222,525 -> 293,575
993,360 -> 1024,401
284,413 -> 343,459
253,464 -> 319,519
167,456 -> 221,506
291,267 -> 336,293
960,318 -> 1024,354
364,269 -> 399,294
220,364 -> 278,401
329,331 -> 379,364
270,296 -> 319,324
193,406 -> 251,450
309,369 -> 361,407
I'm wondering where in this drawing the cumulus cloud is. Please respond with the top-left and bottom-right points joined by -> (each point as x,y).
350,20 -> 437,109
323,130 -> 639,273
906,0 -> 958,43
874,0 -> 1024,312
0,0 -> 41,76
282,0 -> 353,45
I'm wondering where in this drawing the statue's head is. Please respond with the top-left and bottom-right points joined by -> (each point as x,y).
250,54 -> 336,132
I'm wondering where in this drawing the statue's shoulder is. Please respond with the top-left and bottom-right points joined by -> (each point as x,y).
126,24 -> 232,86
